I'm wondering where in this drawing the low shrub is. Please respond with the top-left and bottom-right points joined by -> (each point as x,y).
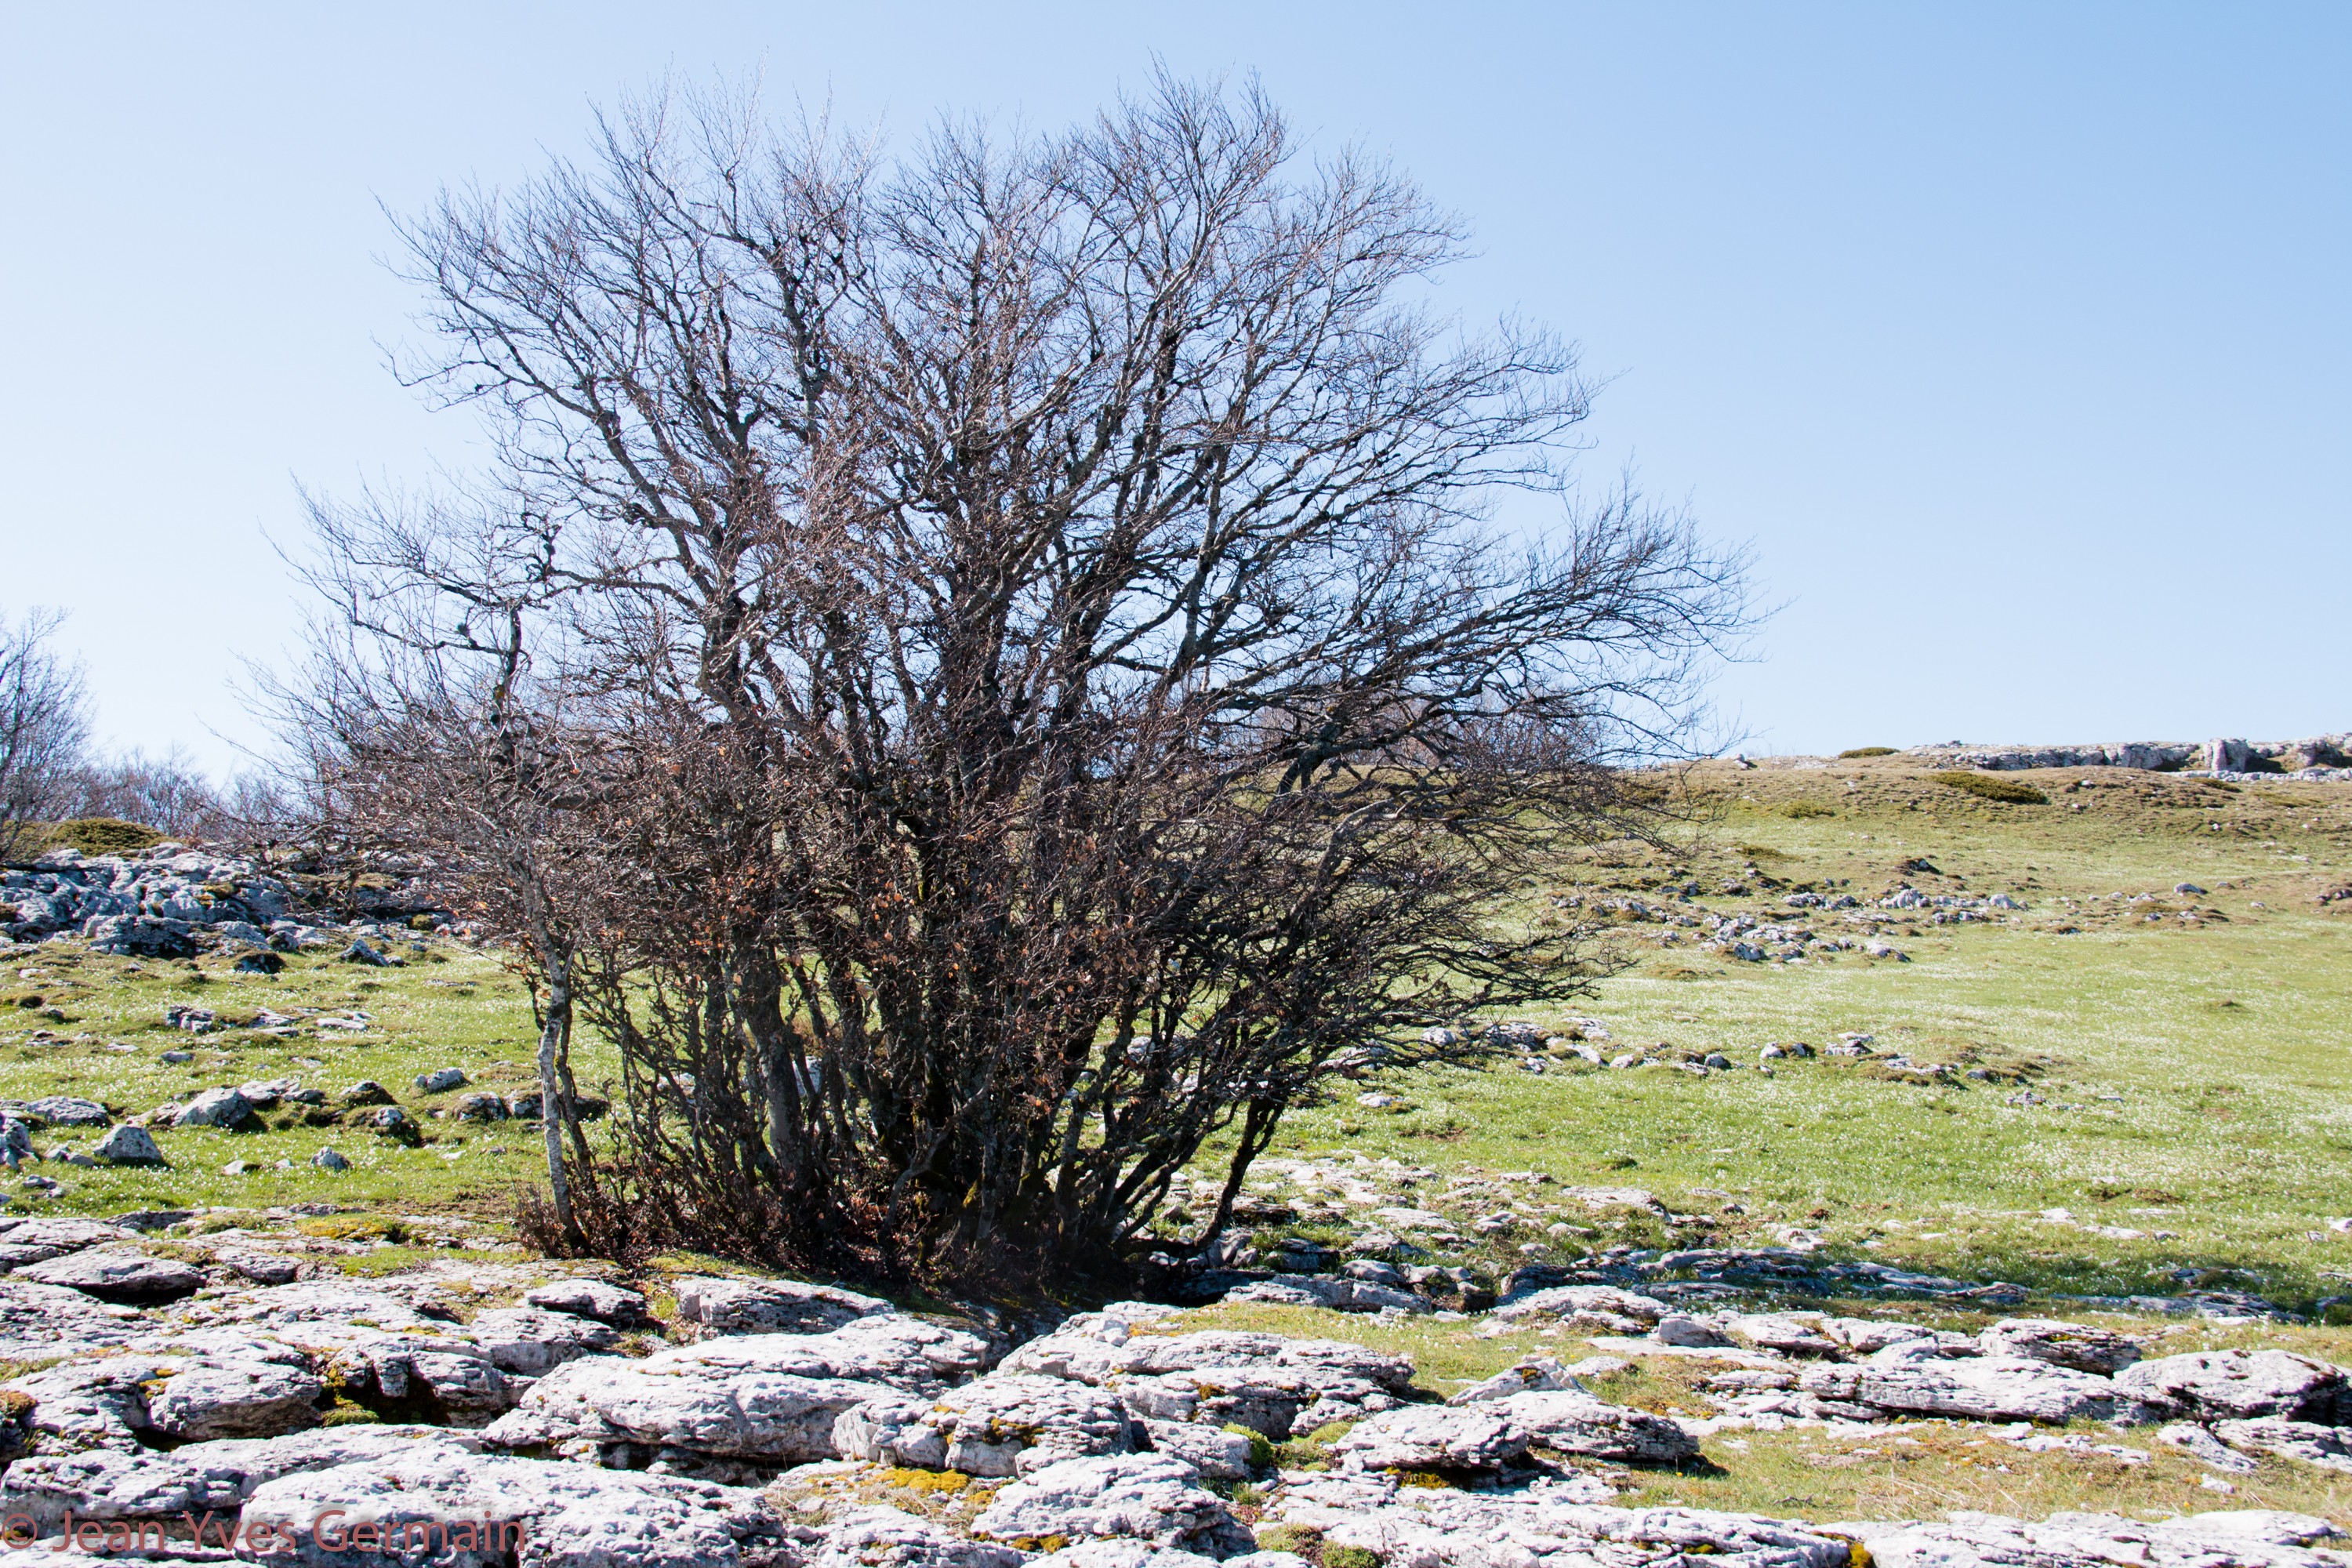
42,818 -> 165,857
1931,771 -> 2049,805
1780,800 -> 1835,819
1838,746 -> 1897,758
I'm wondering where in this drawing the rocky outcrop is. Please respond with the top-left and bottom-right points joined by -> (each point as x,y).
968,1453 -> 1253,1558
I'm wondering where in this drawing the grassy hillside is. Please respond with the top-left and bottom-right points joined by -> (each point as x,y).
0,757 -> 2346,1312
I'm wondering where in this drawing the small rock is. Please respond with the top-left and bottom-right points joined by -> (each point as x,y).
93,1126 -> 165,1166
453,1091 -> 507,1122
2158,1422 -> 2259,1474
310,1148 -> 350,1172
339,1081 -> 396,1106
337,939 -> 399,967
159,1051 -> 193,1065
416,1067 -> 470,1094
174,1087 -> 255,1131
221,1160 -> 255,1176
363,1105 -> 416,1137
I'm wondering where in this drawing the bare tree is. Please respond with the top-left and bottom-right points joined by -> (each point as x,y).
61,746 -> 223,839
314,72 -> 1749,1283
0,609 -> 92,862
270,490 -> 609,1244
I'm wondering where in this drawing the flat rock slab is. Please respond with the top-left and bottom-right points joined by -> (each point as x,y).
2115,1351 -> 2347,1425
525,1278 -> 652,1327
1861,1508 -> 2347,1568
815,1506 -> 1032,1568
1328,1405 -> 1528,1472
1977,1317 -> 2142,1374
16,1248 -> 205,1305
970,1453 -> 1250,1558
2214,1418 -> 2352,1475
1501,1389 -> 1698,1464
148,1359 -> 325,1442
673,1276 -> 893,1338
238,1448 -> 771,1568
1801,1348 -> 2116,1423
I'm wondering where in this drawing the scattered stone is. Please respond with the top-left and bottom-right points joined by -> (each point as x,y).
2158,1422 -> 2260,1474
310,1147 -> 350,1171
337,938 -> 399,967
173,1086 -> 255,1131
416,1066 -> 470,1094
20,1096 -> 111,1127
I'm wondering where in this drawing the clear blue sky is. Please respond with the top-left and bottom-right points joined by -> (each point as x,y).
3,3 -> 2344,776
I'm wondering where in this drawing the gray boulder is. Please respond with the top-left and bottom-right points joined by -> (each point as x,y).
147,1358 -> 325,1441
2214,1418 -> 2352,1475
2158,1422 -> 2260,1474
1141,1418 -> 1259,1480
2115,1350 -> 2346,1425
1501,1388 -> 1698,1463
487,1355 -> 896,1462
0,1449 -> 237,1532
238,1447 -> 765,1568
416,1066 -> 470,1094
877,1372 -> 1134,1476
1800,1345 -> 2116,1422
1327,1405 -> 1528,1472
4,1356 -> 166,1450
970,1453 -> 1252,1558
525,1278 -> 652,1327
673,1275 -> 893,1337
1113,1363 -> 1399,1440
0,1216 -> 136,1267
1490,1283 -> 1671,1330
173,1087 -> 255,1131
310,1147 -> 350,1171
174,1423 -> 484,1501
1448,1356 -> 1584,1406
1222,1274 -> 1428,1314
461,1306 -> 621,1376
21,1097 -> 111,1128
815,1506 -> 1033,1568
92,1125 -> 164,1165
16,1247 -> 205,1305
1978,1316 -> 2142,1374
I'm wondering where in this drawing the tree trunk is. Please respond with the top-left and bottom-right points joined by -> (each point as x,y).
536,946 -> 578,1243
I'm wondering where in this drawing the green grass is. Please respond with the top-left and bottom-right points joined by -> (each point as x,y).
0,939 -> 596,1217
2,758 -> 2347,1313
1233,760 -> 2352,1310
1930,770 -> 2052,806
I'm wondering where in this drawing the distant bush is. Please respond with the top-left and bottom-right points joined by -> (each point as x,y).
1931,771 -> 2048,805
1838,746 -> 1897,758
1780,800 -> 1835,819
44,818 -> 165,856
